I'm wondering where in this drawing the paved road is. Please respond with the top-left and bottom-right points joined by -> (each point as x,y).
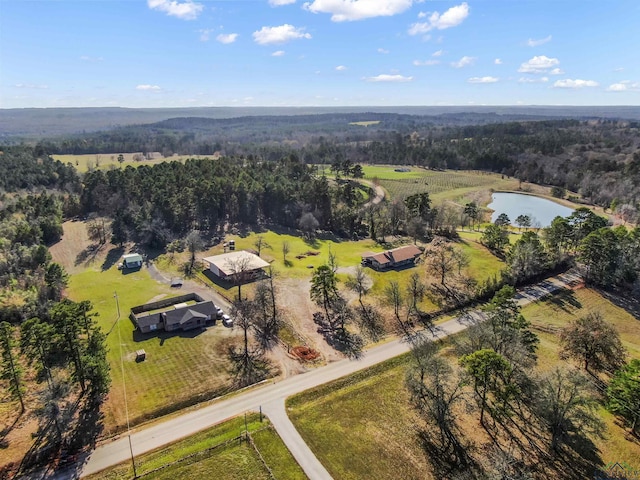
262,399 -> 333,480
76,270 -> 581,478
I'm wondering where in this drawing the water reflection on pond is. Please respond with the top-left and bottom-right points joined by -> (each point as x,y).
488,192 -> 575,228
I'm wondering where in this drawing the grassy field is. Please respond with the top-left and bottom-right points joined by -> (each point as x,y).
349,121 -> 381,127
287,287 -> 640,479
52,153 -> 211,173
87,414 -> 306,480
362,166 -> 520,204
157,229 -> 504,314
67,265 -> 240,434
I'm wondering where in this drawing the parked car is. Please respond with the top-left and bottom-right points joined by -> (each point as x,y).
222,314 -> 233,327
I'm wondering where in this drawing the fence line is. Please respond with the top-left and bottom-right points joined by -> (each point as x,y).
134,425 -> 273,479
247,430 -> 277,480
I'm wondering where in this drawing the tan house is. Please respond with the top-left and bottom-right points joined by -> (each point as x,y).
202,250 -> 270,281
362,245 -> 422,271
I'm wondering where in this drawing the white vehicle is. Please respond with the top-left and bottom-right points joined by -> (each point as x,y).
222,314 -> 233,327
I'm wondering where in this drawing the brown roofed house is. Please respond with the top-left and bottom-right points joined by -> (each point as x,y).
362,244 -> 422,271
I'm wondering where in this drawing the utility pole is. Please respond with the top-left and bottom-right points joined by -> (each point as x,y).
115,292 -> 137,478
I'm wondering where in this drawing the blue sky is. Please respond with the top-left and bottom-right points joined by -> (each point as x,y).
1,0 -> 639,108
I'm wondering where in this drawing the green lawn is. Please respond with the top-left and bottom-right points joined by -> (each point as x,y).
287,355 -> 431,480
287,287 -> 640,479
67,266 -> 238,434
522,287 -> 640,370
87,414 -> 306,480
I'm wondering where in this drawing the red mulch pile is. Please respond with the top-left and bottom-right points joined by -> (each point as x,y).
291,346 -> 320,361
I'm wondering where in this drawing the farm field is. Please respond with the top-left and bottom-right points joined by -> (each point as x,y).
287,287 -> 640,479
362,165 -> 520,204
86,414 -> 306,480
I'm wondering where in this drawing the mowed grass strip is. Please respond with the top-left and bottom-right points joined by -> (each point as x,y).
86,414 -> 306,480
68,266 -> 238,433
288,288 -> 640,478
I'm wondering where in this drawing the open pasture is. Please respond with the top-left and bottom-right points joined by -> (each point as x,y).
87,414 -> 306,480
52,153 -> 210,173
288,287 -> 640,479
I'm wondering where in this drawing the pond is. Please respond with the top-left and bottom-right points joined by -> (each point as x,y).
488,192 -> 575,228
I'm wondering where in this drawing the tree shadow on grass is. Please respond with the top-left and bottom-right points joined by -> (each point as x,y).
101,246 -> 124,271
132,327 -> 207,344
0,414 -> 21,450
74,243 -> 103,267
552,434 -> 604,480
547,288 -> 582,313
598,288 -> 640,321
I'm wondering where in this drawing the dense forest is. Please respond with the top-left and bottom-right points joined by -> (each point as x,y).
24,114 -> 640,209
0,147 -> 108,473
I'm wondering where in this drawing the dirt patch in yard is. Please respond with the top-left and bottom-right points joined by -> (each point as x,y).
50,220 -> 124,274
277,278 -> 343,363
291,346 -> 321,361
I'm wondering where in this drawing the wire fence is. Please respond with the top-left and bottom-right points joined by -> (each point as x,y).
135,424 -> 274,479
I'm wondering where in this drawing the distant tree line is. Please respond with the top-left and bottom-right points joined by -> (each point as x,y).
30,115 -> 640,210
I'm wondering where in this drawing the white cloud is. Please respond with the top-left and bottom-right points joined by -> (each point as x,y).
216,33 -> 238,44
607,83 -> 627,92
451,56 -> 475,68
335,65 -> 347,71
606,81 -> 640,92
409,2 -> 469,35
253,24 -> 311,45
518,55 -> 559,73
272,50 -> 286,56
526,35 -> 552,47
494,58 -> 502,65
304,0 -> 413,22
378,48 -> 389,54
364,74 -> 413,82
413,59 -> 439,66
553,79 -> 599,89
136,84 -> 161,91
432,49 -> 444,57
14,83 -> 48,89
518,76 -> 549,83
549,68 -> 564,75
147,0 -> 203,20
614,67 -> 625,72
468,76 -> 499,83
269,0 -> 296,5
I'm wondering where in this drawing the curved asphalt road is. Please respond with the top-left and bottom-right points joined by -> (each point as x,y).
77,270 -> 581,479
